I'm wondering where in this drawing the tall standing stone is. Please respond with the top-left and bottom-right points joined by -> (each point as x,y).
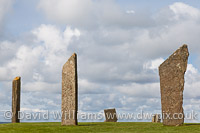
104,108 -> 118,122
62,53 -> 78,125
159,44 -> 189,126
12,76 -> 21,123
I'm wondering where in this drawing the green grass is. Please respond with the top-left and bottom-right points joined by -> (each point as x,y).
0,122 -> 200,133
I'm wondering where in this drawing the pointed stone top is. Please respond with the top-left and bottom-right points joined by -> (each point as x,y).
69,53 -> 77,61
159,44 -> 189,69
182,44 -> 188,48
72,53 -> 77,57
63,53 -> 77,70
14,77 -> 21,80
68,53 -> 77,61
176,44 -> 188,53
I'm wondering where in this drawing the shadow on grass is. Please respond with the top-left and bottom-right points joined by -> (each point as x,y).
184,123 -> 200,126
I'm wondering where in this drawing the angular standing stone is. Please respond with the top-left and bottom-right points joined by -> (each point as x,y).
104,108 -> 118,122
62,53 -> 78,125
12,76 -> 21,123
159,44 -> 189,126
152,114 -> 161,123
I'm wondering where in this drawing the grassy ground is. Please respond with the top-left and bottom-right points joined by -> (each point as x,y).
0,122 -> 200,133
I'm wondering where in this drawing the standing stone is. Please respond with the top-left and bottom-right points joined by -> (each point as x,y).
159,44 -> 189,126
62,53 -> 78,125
152,114 -> 161,123
152,115 -> 155,123
12,76 -> 21,123
104,108 -> 118,122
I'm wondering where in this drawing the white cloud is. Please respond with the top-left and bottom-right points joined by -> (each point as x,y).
79,79 -> 104,94
169,2 -> 200,20
0,41 -> 18,63
116,83 -> 160,98
38,0 -> 93,26
0,24 -> 80,82
20,108 -> 47,113
7,45 -> 43,79
126,10 -> 135,14
184,64 -> 200,99
143,58 -> 165,70
23,82 -> 60,92
38,0 -> 153,28
0,0 -> 13,27
186,64 -> 198,74
32,24 -> 80,50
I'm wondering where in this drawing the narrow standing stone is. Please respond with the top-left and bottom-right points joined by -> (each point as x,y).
152,114 -> 161,123
159,44 -> 189,126
12,76 -> 21,123
62,53 -> 78,125
104,108 -> 118,122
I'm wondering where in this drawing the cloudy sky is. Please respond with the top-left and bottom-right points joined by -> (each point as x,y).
1,0 -> 200,122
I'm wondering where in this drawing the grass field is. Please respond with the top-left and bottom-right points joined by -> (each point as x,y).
0,122 -> 200,133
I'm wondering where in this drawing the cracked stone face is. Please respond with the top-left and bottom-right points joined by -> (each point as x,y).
12,76 -> 21,123
159,44 -> 189,126
104,108 -> 118,122
61,53 -> 78,126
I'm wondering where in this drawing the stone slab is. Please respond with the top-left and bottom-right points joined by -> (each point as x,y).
104,108 -> 118,122
12,76 -> 21,123
152,114 -> 161,123
159,44 -> 189,126
61,53 -> 78,125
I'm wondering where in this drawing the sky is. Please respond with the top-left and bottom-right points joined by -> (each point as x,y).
1,0 -> 200,122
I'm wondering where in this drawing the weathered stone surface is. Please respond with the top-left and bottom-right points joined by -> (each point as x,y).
12,76 -> 21,123
61,53 -> 78,125
152,115 -> 155,123
159,44 -> 189,126
152,114 -> 161,123
104,108 -> 118,122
